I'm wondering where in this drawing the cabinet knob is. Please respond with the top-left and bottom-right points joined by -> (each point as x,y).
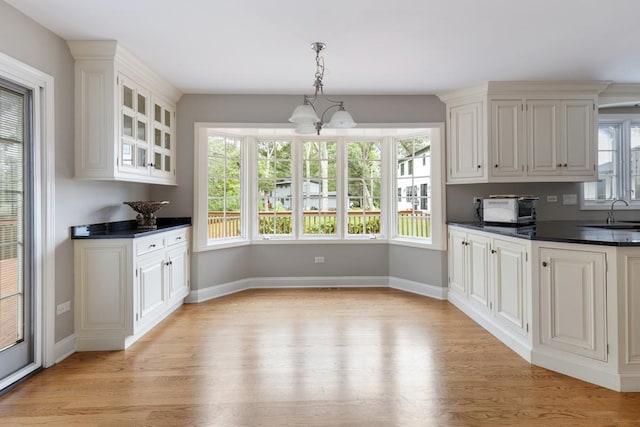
491,249 -> 496,254
542,261 -> 548,267
477,165 -> 481,169
563,163 -> 567,168
557,164 -> 563,167
149,244 -> 156,248
148,163 -> 155,167
494,164 -> 498,168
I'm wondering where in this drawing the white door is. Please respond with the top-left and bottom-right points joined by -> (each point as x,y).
167,245 -> 189,303
448,102 -> 484,180
539,247 -> 607,361
0,80 -> 34,383
493,238 -> 528,336
136,252 -> 166,327
562,100 -> 595,176
468,233 -> 492,313
490,99 -> 524,178
448,229 -> 467,296
527,100 -> 560,176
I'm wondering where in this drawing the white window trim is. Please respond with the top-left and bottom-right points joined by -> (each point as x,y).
193,123 -> 446,252
581,114 -> 640,210
0,52 -> 56,390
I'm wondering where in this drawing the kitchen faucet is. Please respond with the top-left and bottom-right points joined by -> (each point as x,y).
606,199 -> 629,224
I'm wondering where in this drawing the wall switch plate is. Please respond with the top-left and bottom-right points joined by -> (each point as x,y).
563,194 -> 578,205
56,301 -> 71,315
314,256 -> 325,264
547,195 -> 557,202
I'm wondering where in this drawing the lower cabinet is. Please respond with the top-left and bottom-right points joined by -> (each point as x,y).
75,227 -> 191,350
538,246 -> 607,361
493,238 -> 528,337
447,226 -> 531,356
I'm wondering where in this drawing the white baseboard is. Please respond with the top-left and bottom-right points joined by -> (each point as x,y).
186,276 -> 445,303
251,276 -> 389,289
531,349 -> 622,391
54,334 -> 76,363
390,277 -> 448,300
185,278 -> 251,303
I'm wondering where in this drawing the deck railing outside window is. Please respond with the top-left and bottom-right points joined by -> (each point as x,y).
206,211 -> 430,239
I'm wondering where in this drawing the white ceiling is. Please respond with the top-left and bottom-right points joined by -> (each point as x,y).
6,0 -> 640,95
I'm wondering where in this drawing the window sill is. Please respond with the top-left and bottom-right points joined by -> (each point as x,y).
195,238 -> 250,252
389,237 -> 444,251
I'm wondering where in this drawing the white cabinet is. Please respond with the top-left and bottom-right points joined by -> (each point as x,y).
527,99 -> 595,177
448,228 -> 492,313
68,40 -> 181,185
74,227 -> 191,350
448,101 -> 485,182
447,226 -> 531,357
438,81 -> 609,184
538,246 -> 607,361
493,238 -> 528,337
490,99 -> 525,178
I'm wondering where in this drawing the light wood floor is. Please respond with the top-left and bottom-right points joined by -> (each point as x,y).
2,288 -> 640,426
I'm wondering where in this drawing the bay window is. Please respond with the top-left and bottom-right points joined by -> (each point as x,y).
193,125 -> 445,251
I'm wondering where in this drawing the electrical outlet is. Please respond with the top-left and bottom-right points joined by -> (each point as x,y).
563,194 -> 577,205
547,195 -> 557,203
314,256 -> 325,264
56,301 -> 71,315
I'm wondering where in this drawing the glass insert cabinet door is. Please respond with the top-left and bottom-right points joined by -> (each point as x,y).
119,75 -> 151,173
152,98 -> 175,177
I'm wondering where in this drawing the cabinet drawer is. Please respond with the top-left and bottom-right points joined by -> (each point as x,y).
166,229 -> 188,246
135,235 -> 166,256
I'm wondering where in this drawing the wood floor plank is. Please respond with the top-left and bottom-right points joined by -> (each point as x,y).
1,288 -> 640,426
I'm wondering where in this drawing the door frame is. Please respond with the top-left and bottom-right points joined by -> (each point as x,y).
0,51 -> 55,390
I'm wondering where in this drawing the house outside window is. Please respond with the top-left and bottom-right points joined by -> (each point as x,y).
582,116 -> 640,208
302,140 -> 337,236
257,140 -> 293,236
396,135 -> 431,239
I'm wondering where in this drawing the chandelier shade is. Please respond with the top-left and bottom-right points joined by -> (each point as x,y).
288,104 -> 320,124
289,42 -> 356,135
327,107 -> 357,129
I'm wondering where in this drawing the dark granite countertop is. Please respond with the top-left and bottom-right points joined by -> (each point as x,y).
71,217 -> 191,239
447,220 -> 640,247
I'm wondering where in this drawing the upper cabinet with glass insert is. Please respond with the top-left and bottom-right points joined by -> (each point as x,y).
68,40 -> 182,185
438,82 -> 611,184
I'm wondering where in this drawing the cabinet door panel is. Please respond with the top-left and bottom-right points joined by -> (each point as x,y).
527,100 -> 560,176
563,100 -> 594,176
494,239 -> 527,336
137,253 -> 166,322
491,100 -> 524,177
626,255 -> 640,364
449,102 -> 483,180
468,234 -> 492,312
448,230 -> 467,296
167,245 -> 189,302
539,248 -> 606,361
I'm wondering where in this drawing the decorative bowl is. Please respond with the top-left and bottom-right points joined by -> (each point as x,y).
123,201 -> 169,230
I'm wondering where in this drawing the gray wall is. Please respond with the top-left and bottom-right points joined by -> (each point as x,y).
0,1 -> 150,342
155,94 -> 448,289
447,182 -> 639,223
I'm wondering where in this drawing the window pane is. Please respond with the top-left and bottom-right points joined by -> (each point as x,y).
302,141 -> 337,235
257,140 -> 293,236
584,124 -> 620,202
395,135 -> 431,239
347,141 -> 382,236
632,125 -> 640,201
207,134 -> 243,240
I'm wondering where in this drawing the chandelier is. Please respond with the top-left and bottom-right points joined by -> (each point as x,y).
288,42 -> 357,135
